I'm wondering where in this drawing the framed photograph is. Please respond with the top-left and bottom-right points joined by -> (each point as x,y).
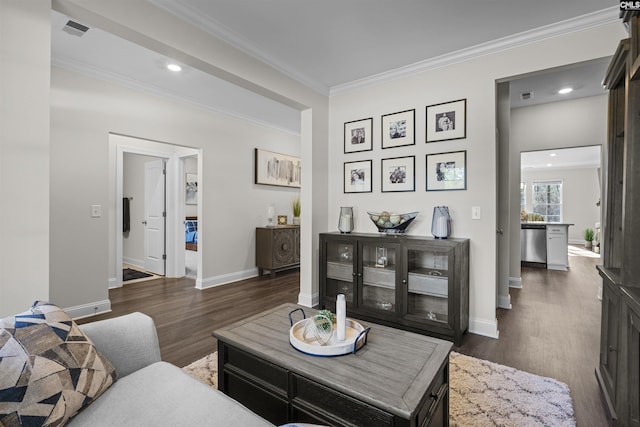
344,118 -> 373,153
254,148 -> 301,188
344,160 -> 372,193
426,99 -> 467,142
381,109 -> 415,149
426,151 -> 467,191
185,173 -> 198,205
381,156 -> 415,193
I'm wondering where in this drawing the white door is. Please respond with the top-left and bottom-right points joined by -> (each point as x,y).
144,159 -> 166,275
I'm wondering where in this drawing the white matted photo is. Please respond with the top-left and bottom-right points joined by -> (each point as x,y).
381,156 -> 415,193
381,109 -> 415,149
185,173 -> 198,205
426,99 -> 466,143
344,160 -> 372,193
426,151 -> 467,191
344,117 -> 373,153
254,148 -> 301,188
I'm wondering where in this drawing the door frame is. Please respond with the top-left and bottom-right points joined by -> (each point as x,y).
111,133 -> 200,287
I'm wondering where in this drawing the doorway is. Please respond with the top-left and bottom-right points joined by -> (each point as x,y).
123,153 -> 167,277
495,57 -> 610,309
110,133 -> 200,288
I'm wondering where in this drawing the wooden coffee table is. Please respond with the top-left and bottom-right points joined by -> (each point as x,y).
214,303 -> 452,427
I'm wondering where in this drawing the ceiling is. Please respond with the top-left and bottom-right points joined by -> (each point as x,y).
521,145 -> 601,170
50,1 -> 620,133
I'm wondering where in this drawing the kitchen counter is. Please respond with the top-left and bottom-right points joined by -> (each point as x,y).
521,222 -> 574,271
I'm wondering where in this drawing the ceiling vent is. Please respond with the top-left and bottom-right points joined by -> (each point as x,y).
520,91 -> 534,101
62,20 -> 90,37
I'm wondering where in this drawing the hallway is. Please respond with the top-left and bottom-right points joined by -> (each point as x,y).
456,247 -> 605,426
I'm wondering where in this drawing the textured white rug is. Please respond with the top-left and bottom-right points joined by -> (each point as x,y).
449,351 -> 575,427
183,351 -> 576,427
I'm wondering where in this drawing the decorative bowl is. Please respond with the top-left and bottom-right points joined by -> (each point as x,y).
367,211 -> 418,233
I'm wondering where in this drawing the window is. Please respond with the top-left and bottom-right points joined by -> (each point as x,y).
532,180 -> 562,222
520,182 -> 526,211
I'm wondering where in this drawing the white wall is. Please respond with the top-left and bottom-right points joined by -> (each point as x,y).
328,22 -> 624,338
50,67 -> 301,309
521,167 -> 601,243
0,0 -> 51,317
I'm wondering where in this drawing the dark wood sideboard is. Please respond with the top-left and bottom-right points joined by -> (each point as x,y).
214,303 -> 452,427
256,225 -> 300,277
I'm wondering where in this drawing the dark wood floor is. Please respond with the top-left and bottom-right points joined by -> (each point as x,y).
77,270 -> 300,368
455,252 -> 607,427
79,253 -> 606,426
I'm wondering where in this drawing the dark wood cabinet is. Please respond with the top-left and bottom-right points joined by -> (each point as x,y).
256,225 -> 300,277
319,232 -> 469,346
597,11 -> 640,427
215,304 -> 452,427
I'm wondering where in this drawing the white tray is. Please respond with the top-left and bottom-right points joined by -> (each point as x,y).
289,311 -> 370,357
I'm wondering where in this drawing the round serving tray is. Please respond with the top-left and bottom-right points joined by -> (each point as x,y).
288,309 -> 370,357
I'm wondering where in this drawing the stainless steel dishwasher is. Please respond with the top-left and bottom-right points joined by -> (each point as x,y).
521,224 -> 547,265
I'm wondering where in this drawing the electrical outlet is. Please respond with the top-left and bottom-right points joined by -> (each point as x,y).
472,206 -> 481,220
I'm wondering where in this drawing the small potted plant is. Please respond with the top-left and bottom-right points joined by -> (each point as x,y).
584,228 -> 594,250
292,196 -> 301,225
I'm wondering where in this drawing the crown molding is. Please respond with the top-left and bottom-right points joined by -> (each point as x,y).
330,7 -> 620,96
52,56 -> 301,136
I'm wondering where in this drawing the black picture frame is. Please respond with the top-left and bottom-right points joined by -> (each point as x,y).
426,151 -> 467,191
381,156 -> 415,193
426,99 -> 467,143
344,118 -> 373,153
344,160 -> 373,193
381,109 -> 415,149
254,148 -> 301,188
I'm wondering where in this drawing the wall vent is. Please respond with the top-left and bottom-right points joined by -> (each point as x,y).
520,91 -> 534,101
63,20 -> 90,37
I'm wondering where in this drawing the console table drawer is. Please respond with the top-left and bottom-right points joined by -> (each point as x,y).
292,374 -> 394,426
224,344 -> 288,392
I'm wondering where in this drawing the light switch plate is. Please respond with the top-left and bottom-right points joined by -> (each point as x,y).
472,206 -> 481,220
91,205 -> 102,218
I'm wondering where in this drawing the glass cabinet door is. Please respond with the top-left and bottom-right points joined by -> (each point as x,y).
324,240 -> 355,304
359,242 -> 398,314
404,247 -> 450,325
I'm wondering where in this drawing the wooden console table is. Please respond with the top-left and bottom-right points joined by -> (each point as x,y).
255,225 -> 300,277
214,303 -> 452,426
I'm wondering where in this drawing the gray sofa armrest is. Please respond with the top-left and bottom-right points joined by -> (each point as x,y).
78,312 -> 162,377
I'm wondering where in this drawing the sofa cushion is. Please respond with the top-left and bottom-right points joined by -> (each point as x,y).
68,361 -> 273,426
0,301 -> 117,427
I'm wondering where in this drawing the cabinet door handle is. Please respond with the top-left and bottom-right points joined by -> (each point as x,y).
609,346 -> 617,352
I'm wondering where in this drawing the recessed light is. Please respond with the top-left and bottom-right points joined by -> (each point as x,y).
558,87 -> 573,94
549,153 -> 557,157
167,63 -> 182,72
547,163 -> 552,167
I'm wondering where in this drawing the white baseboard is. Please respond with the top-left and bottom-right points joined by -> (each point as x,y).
509,277 -> 522,289
297,291 -> 318,308
469,317 -> 499,339
497,294 -> 512,310
108,277 -> 120,289
197,268 -> 258,290
65,300 -> 112,320
123,257 -> 144,269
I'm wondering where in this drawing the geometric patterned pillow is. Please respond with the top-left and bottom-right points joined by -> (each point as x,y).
0,301 -> 117,427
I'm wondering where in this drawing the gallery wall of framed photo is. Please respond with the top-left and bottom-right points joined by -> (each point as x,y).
342,99 -> 467,194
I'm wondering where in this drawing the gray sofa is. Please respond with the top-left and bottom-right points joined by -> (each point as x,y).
70,312 -> 274,427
